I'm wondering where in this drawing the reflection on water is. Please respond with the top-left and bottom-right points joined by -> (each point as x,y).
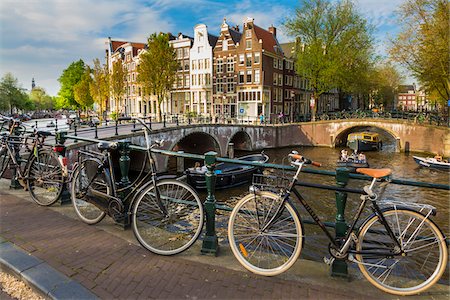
212,145 -> 449,268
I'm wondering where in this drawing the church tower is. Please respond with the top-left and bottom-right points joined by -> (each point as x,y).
31,78 -> 36,90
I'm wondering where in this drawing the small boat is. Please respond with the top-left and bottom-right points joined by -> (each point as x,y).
46,121 -> 56,127
413,156 -> 450,170
186,153 -> 269,190
347,132 -> 382,152
337,149 -> 369,172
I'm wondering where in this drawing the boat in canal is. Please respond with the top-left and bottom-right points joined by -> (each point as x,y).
347,132 -> 382,152
186,153 -> 269,190
336,149 -> 369,172
413,156 -> 450,170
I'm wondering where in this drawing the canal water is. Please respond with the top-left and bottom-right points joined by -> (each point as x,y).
210,142 -> 449,266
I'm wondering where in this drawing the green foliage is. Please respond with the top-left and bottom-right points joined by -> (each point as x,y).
110,59 -> 126,113
30,86 -> 53,110
137,33 -> 179,120
74,67 -> 94,109
284,0 -> 375,119
0,73 -> 32,113
90,58 -> 109,117
370,63 -> 403,109
58,59 -> 86,108
389,0 -> 449,105
110,111 -> 118,121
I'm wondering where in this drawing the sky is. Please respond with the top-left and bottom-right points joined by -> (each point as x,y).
0,0 -> 406,96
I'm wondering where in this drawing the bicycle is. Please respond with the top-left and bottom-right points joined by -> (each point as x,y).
70,116 -> 204,255
228,152 -> 447,295
0,117 -> 67,206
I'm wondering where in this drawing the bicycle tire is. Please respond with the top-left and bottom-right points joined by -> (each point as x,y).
356,209 -> 447,295
70,159 -> 108,224
132,179 -> 204,255
0,145 -> 10,178
27,150 -> 63,206
228,191 -> 303,276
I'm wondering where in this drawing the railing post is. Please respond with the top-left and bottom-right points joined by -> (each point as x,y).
35,120 -> 38,129
148,116 -> 152,130
9,124 -> 21,189
115,120 -> 118,136
163,114 -> 166,128
228,143 -> 234,158
55,131 -> 70,205
116,140 -> 131,228
94,123 -> 98,139
55,119 -> 58,132
176,114 -> 179,126
73,123 -> 78,142
331,167 -> 349,277
176,151 -> 184,174
201,151 -> 219,255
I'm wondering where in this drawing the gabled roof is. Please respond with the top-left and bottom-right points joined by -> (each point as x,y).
253,25 -> 283,55
229,28 -> 242,44
280,42 -> 296,59
208,33 -> 219,47
398,85 -> 416,93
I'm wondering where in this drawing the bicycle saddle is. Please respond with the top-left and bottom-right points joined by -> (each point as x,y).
36,130 -> 52,137
97,141 -> 118,151
356,168 -> 391,178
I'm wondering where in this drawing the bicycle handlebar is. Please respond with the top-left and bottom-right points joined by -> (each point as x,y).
289,153 -> 322,167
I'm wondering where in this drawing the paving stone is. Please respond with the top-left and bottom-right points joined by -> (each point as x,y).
21,263 -> 69,296
49,280 -> 98,300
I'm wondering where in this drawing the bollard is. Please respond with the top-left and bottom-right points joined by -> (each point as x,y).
201,151 -> 219,255
163,114 -> 166,128
133,119 -> 136,130
228,143 -> 234,158
176,114 -> 179,126
115,120 -> 118,136
331,167 -> 349,278
176,151 -> 184,174
55,119 -> 58,132
94,124 -> 98,139
116,140 -> 131,228
188,117 -> 191,125
148,116 -> 152,130
35,120 -> 38,129
55,131 -> 70,205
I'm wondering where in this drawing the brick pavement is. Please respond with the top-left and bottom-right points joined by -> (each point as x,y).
1,189 -> 445,300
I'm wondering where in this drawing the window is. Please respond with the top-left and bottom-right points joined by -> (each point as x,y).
183,48 -> 189,58
254,52 -> 260,64
273,73 -> 277,85
246,30 -> 251,38
285,75 -> 288,85
191,60 -> 196,70
216,77 -> 223,93
191,75 -> 195,86
227,77 -> 234,93
278,74 -> 283,86
246,40 -> 252,49
184,61 -> 189,71
197,46 -> 203,53
206,74 -> 211,85
246,53 -> 252,67
254,69 -> 260,84
223,39 -> 228,51
177,49 -> 183,58
239,54 -> 244,65
199,59 -> 204,70
246,70 -> 252,83
273,58 -> 277,68
205,58 -> 210,69
217,58 -> 224,73
185,75 -> 189,87
227,57 -> 234,72
278,59 -> 283,70
178,75 -> 183,87
239,71 -> 245,83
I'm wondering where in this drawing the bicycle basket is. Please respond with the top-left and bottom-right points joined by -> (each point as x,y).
252,174 -> 290,193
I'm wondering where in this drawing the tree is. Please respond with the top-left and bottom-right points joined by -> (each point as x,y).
74,67 -> 94,110
58,59 -> 86,109
370,63 -> 403,110
285,0 -> 375,120
110,59 -> 126,116
137,32 -> 179,121
30,87 -> 53,111
90,58 -> 109,119
0,73 -> 32,114
389,0 -> 449,107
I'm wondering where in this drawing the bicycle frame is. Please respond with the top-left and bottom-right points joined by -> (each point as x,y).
262,162 -> 403,257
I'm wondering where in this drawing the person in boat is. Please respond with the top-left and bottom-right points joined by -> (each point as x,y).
340,149 -> 349,161
358,152 -> 366,163
192,162 -> 208,174
434,155 -> 442,162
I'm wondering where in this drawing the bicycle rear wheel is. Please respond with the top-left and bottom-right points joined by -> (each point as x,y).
132,179 -> 204,255
356,209 -> 447,295
70,159 -> 108,224
228,191 -> 303,276
27,150 -> 63,206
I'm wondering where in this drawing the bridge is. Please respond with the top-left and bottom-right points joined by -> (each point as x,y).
64,118 -> 449,172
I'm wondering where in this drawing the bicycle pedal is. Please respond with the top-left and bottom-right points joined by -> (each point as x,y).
323,256 -> 335,266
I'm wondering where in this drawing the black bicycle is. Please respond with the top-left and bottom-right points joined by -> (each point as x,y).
70,117 -> 204,255
0,117 -> 67,206
228,152 -> 447,295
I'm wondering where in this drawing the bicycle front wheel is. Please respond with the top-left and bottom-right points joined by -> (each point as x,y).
0,145 -> 9,178
132,179 -> 204,255
70,160 -> 108,224
356,209 -> 448,296
27,151 -> 63,206
228,191 -> 303,276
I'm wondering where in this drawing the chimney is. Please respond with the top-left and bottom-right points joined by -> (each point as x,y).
268,25 -> 277,37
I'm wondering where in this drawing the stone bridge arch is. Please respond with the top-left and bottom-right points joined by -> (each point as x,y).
333,124 -> 400,149
228,130 -> 253,152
